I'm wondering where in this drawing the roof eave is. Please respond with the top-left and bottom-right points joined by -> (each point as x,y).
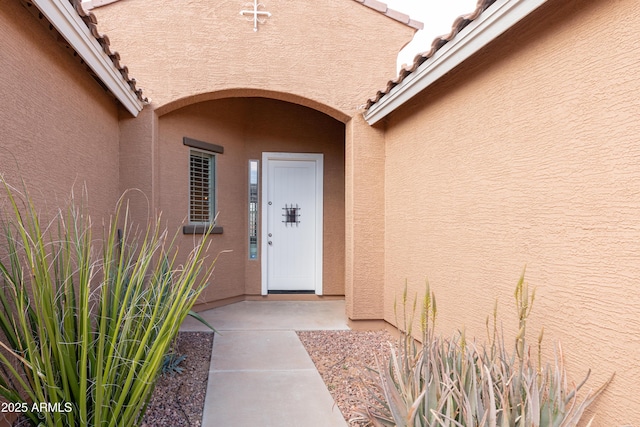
31,0 -> 144,116
364,0 -> 549,125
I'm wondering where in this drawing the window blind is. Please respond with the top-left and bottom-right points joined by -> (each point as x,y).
190,151 -> 214,224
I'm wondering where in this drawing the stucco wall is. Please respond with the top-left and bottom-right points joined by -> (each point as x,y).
345,115 -> 386,319
382,0 -> 640,424
158,98 -> 345,303
89,0 -> 414,118
89,0 -> 414,306
0,0 -> 120,219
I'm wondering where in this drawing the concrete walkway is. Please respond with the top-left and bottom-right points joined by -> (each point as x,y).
180,301 -> 350,427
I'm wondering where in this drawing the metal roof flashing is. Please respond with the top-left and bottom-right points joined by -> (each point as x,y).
353,0 -> 424,30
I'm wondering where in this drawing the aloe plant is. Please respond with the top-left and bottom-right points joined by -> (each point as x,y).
0,181 -> 219,426
355,273 -> 612,427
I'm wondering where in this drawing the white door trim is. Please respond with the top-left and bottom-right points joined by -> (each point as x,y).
261,152 -> 323,295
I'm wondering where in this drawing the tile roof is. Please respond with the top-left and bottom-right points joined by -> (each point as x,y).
23,0 -> 147,104
365,0 -> 496,109
353,0 -> 424,30
70,0 -> 147,103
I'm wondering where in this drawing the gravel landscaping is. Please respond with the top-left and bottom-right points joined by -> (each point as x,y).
297,330 -> 396,426
141,332 -> 214,427
142,329 -> 396,426
11,332 -> 213,427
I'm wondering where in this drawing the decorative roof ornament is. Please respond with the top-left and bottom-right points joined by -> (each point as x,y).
240,0 -> 271,32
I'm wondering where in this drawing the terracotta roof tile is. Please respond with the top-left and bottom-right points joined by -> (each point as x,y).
69,0 -> 147,104
28,0 -> 146,104
354,0 -> 424,30
24,0 -> 147,104
365,0 -> 497,109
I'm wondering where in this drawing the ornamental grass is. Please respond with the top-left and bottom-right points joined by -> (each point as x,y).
355,273 -> 612,427
0,181 -> 218,426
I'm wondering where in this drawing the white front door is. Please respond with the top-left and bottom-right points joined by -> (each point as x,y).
261,153 -> 323,294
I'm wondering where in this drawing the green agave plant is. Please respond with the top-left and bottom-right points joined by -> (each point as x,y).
0,181 -> 219,426
355,273 -> 613,427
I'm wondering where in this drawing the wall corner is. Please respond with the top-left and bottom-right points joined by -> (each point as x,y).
118,106 -> 159,225
345,114 -> 386,320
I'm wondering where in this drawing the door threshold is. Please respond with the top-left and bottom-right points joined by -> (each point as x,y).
268,290 -> 316,295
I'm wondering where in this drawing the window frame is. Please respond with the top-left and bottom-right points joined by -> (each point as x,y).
188,148 -> 216,226
183,137 -> 224,235
248,159 -> 259,259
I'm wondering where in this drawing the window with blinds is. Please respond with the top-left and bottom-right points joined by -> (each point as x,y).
189,150 -> 215,224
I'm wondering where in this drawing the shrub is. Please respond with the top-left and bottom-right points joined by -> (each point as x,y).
0,182 -> 219,426
354,273 -> 612,427
161,353 -> 188,376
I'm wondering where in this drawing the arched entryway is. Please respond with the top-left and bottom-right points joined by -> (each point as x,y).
155,96 -> 346,307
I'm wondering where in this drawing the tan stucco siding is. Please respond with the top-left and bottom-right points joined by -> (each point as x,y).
88,0 -> 414,305
345,115 -> 386,319
90,0 -> 414,119
383,0 -> 640,424
158,98 -> 345,302
0,1 -> 120,218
